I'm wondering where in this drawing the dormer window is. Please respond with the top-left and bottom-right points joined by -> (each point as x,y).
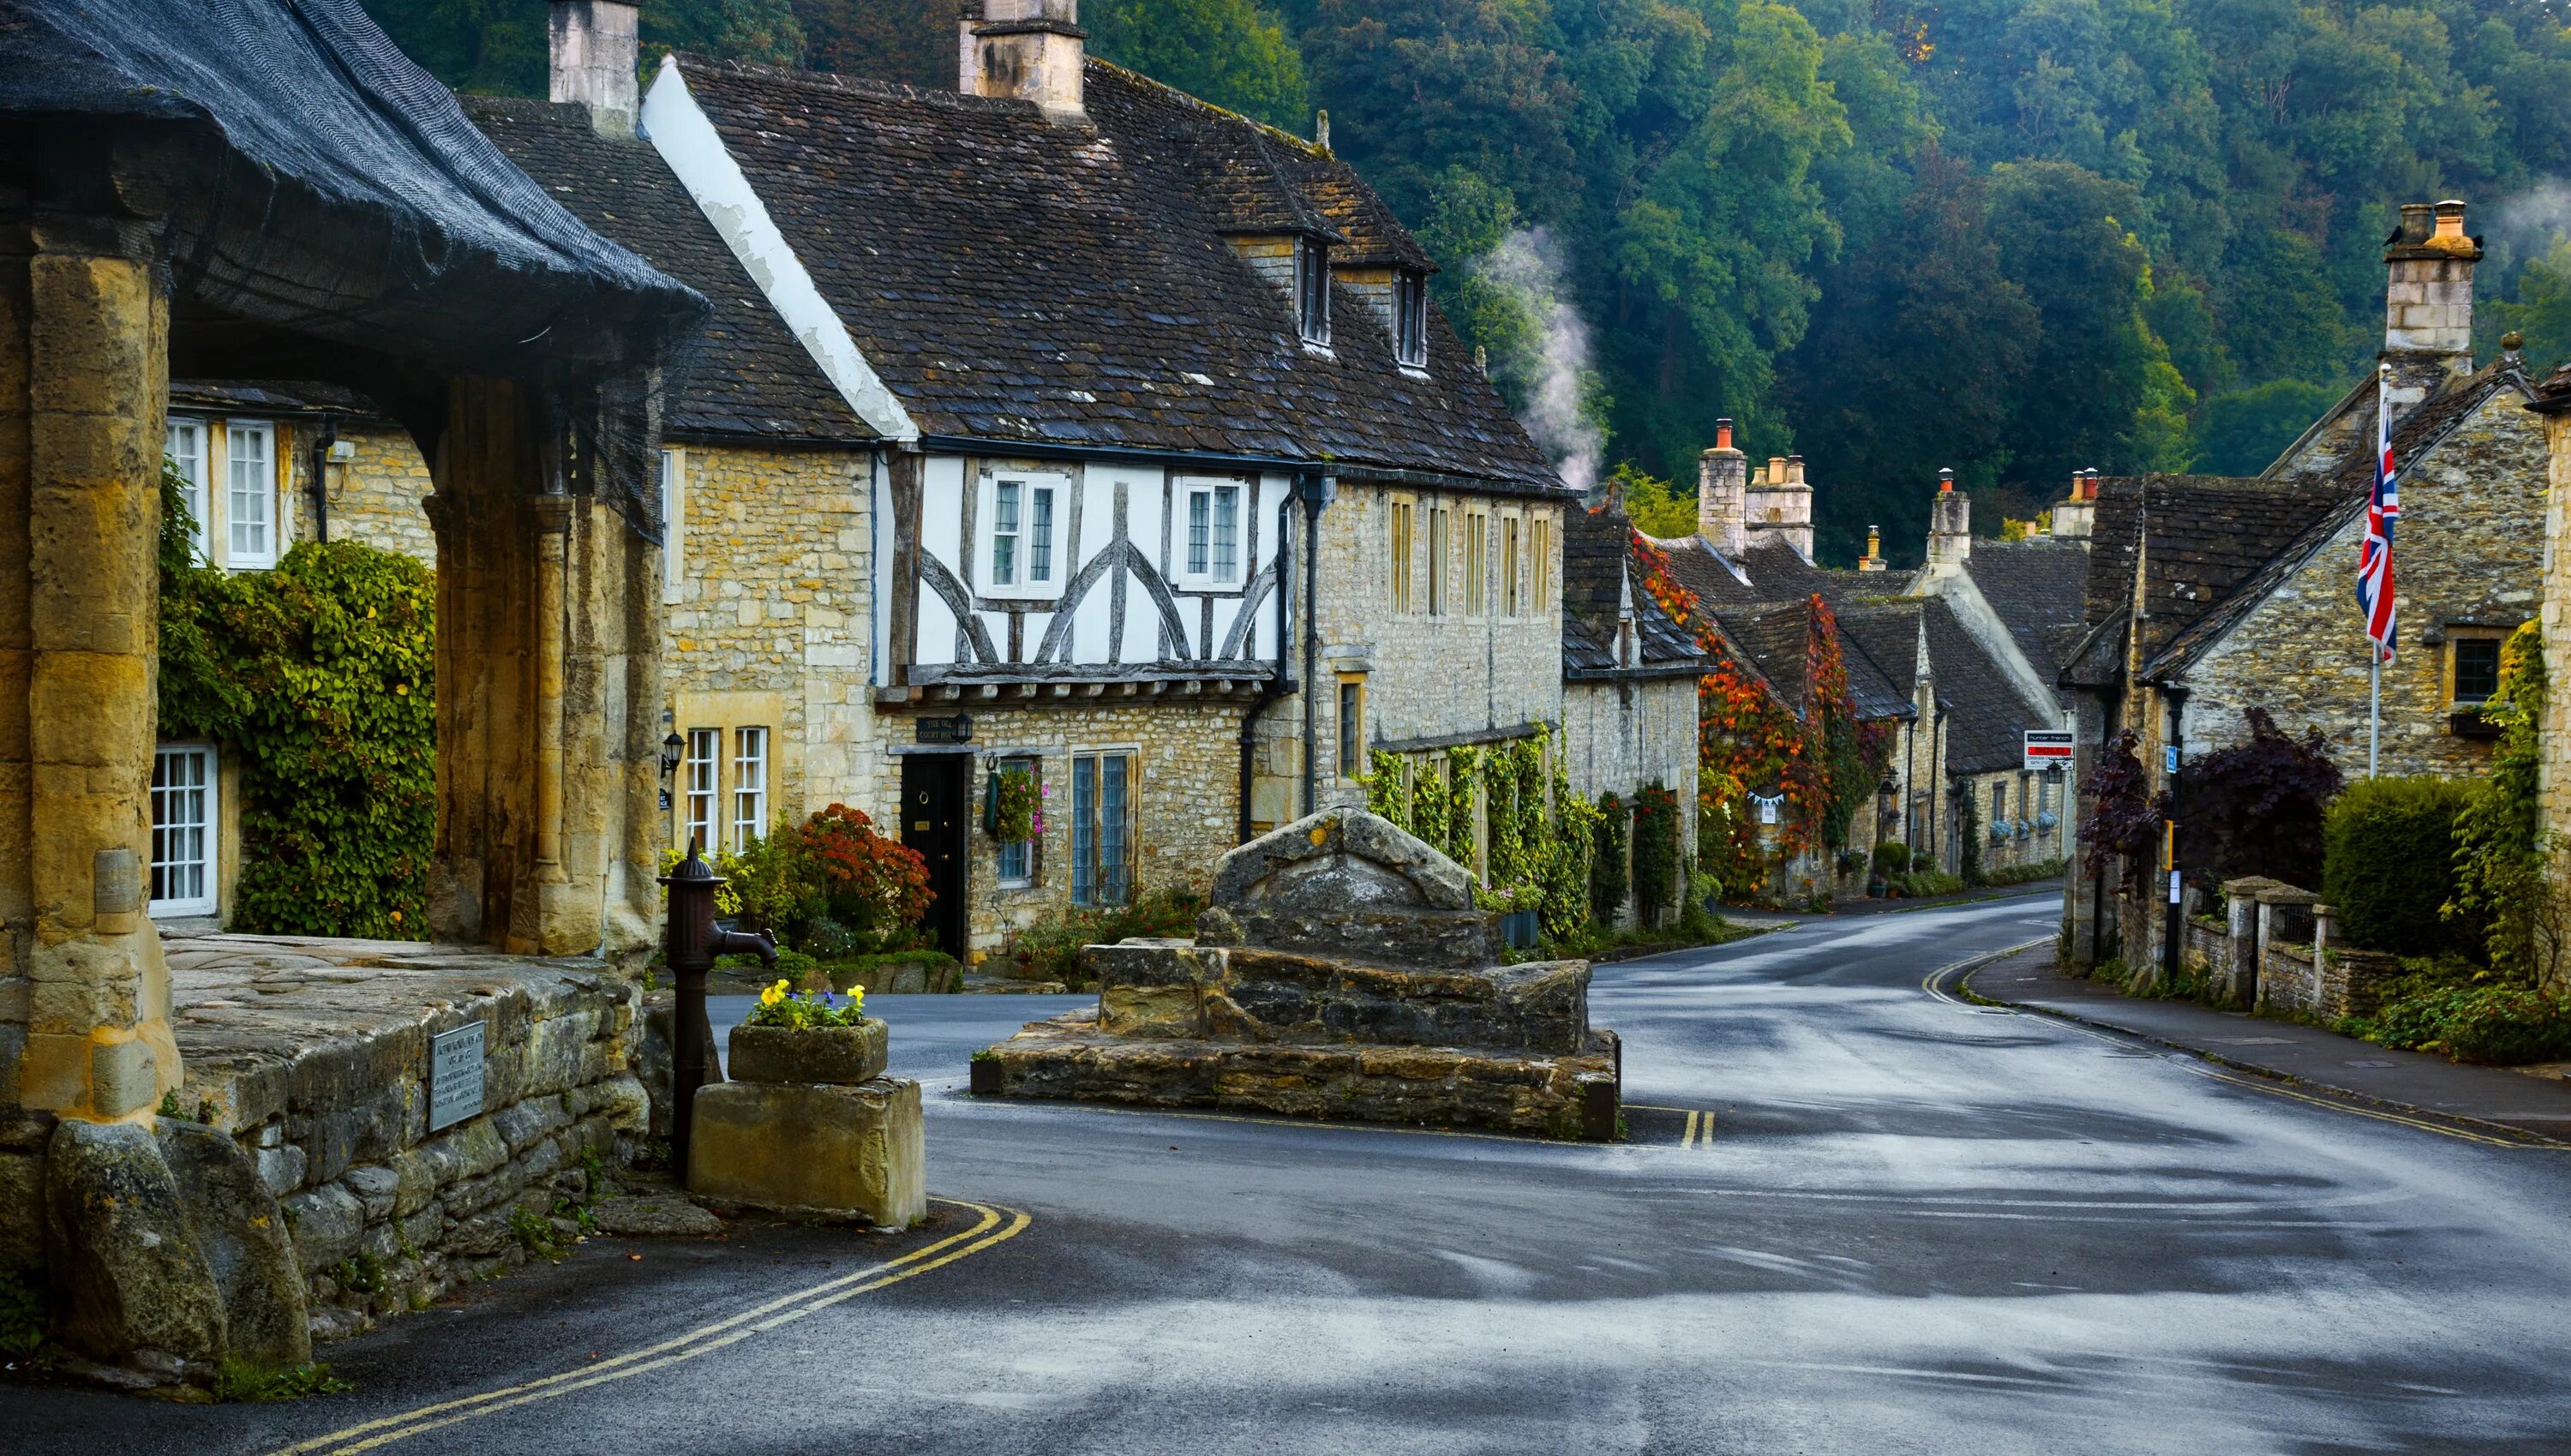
1297,238 -> 1331,346
1395,270 -> 1428,368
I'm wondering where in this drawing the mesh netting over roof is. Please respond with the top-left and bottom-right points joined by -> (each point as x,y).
0,0 -> 709,536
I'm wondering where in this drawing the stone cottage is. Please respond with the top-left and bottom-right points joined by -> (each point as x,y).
1560,500 -> 1705,924
2060,200 -> 2547,968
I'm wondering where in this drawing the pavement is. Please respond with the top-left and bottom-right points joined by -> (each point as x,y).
1970,944 -> 2571,1144
14,888 -> 2571,1453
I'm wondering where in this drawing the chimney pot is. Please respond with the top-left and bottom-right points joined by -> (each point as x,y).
1938,467 -> 1954,494
1715,417 -> 1734,452
549,0 -> 639,137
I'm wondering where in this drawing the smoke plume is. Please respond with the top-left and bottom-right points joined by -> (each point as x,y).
1471,227 -> 1605,498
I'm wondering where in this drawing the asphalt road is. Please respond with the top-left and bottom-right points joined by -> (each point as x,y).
17,891 -> 2571,1453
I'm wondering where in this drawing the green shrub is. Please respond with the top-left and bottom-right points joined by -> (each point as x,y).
159,467 -> 435,938
2322,776 -> 2482,959
1631,784 -> 1681,925
1889,870 -> 1964,897
2342,958 -> 2571,1064
2449,620 -> 2559,981
1984,856 -> 2065,886
1872,842 -> 1910,877
212,1359 -> 355,1402
1010,882 -> 1208,985
1589,792 -> 1629,924
1957,787 -> 1985,886
0,1271 -> 45,1357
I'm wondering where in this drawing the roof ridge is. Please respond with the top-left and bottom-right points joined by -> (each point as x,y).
1087,57 -> 1327,159
669,51 -> 1029,115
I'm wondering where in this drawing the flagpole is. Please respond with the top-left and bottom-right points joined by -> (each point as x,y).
2369,650 -> 2380,779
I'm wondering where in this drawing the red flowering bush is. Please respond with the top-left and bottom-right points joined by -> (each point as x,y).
796,804 -> 936,952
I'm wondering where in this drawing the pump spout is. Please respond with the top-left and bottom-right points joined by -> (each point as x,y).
711,926 -> 779,966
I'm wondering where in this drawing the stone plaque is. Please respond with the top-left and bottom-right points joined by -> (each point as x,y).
429,1022 -> 487,1132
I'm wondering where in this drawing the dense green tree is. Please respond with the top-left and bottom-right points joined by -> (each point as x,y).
1985,162 -> 2168,490
2190,377 -> 2345,476
2487,238 -> 2571,374
1088,0 -> 1309,129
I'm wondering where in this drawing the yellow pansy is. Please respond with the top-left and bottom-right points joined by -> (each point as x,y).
846,986 -> 865,1016
760,979 -> 788,1008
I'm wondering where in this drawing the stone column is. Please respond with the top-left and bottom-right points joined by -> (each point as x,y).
0,217 -> 177,1123
425,379 -> 662,960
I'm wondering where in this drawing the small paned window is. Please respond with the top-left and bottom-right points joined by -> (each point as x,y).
1991,783 -> 2006,824
1071,752 -> 1134,907
1426,506 -> 1449,616
731,727 -> 770,849
986,474 -> 1064,596
1531,515 -> 1551,613
150,743 -> 217,917
1296,239 -> 1331,346
992,481 -> 1021,586
1181,482 -> 1243,584
227,419 -> 277,567
1465,509 -> 1489,615
683,728 -> 720,853
1502,516 -> 1522,616
2454,637 -> 2503,705
1338,679 -> 1365,781
1395,271 -> 1429,368
1388,500 -> 1413,613
995,755 -> 1040,884
165,420 -> 210,560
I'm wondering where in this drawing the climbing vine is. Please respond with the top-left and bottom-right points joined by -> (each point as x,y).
2451,620 -> 2562,986
1590,791 -> 1630,924
1632,783 -> 1681,925
1362,728 -> 1599,938
158,468 -> 436,938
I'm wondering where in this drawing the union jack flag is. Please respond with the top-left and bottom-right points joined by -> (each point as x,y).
2356,371 -> 2399,660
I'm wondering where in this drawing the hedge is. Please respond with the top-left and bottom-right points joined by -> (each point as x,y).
2321,776 -> 2482,960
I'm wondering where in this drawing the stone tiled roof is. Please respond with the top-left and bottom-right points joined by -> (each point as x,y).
1962,538 -> 2090,682
1562,506 -> 1703,680
464,97 -> 872,443
1923,598 -> 2052,773
1835,598 -> 1925,699
2142,361 -> 2533,680
672,57 -> 1560,488
1649,535 -> 1835,613
2081,473 -> 2344,668
1717,600 -> 1817,710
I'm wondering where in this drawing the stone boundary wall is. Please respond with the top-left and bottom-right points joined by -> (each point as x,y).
161,939 -> 648,1340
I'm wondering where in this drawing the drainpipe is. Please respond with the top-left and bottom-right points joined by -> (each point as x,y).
2090,686 -> 2119,969
2160,685 -> 2190,986
1300,472 -> 1335,818
306,412 -> 339,545
1238,480 -> 1300,842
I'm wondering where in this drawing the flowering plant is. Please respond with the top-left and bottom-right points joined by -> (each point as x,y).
745,980 -> 869,1030
990,765 -> 1041,843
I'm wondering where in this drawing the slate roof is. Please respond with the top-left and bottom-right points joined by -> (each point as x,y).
1561,506 -> 1704,680
2142,361 -> 2533,679
2073,473 -> 2344,680
168,380 -> 380,418
1922,598 -> 2053,774
1834,598 -> 1925,700
1717,600 -> 1819,709
670,57 -> 1560,488
1646,536 -> 1835,614
464,97 -> 871,443
1961,538 -> 2089,683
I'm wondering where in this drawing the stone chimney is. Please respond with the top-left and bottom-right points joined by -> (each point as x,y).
2050,467 -> 2097,540
1696,417 -> 1747,556
2382,199 -> 2480,410
550,0 -> 639,136
1926,467 -> 1971,567
959,0 -> 1088,124
1858,525 -> 1885,572
1745,452 -> 1813,561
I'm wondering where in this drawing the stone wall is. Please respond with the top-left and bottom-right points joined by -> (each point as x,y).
1957,767 -> 2071,877
663,441 -> 881,841
2176,384 -> 2544,777
2537,408 -> 2571,922
159,936 -> 646,1339
876,697 -> 1250,959
322,422 -> 437,565
1256,479 -> 1566,825
1562,675 -> 1699,918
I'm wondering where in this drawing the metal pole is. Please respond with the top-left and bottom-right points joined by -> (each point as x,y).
2368,653 -> 2381,779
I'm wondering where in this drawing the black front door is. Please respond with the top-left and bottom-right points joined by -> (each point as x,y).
902,753 -> 972,960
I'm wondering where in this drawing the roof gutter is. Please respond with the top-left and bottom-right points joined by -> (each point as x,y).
914,434 -> 1571,500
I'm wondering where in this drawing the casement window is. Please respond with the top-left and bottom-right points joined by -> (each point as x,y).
1296,238 -> 1331,347
2449,631 -> 2506,706
1070,752 -> 1133,907
1394,270 -> 1429,368
2037,777 -> 2054,816
1179,479 -> 1244,586
1426,505 -> 1449,616
165,419 -> 211,560
659,449 -> 685,597
1388,500 -> 1414,614
149,743 -> 218,918
984,471 -> 1065,598
730,727 -> 770,848
1991,783 -> 2006,824
1337,677 -> 1365,781
1531,514 -> 1551,614
1501,515 -> 1522,616
226,419 -> 277,568
993,755 -> 1040,884
682,728 -> 720,853
1464,508 -> 1489,615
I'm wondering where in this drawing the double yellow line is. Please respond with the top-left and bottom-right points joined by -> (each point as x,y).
270,1198 -> 1030,1455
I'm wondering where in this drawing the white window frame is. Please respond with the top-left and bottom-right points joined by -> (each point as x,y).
150,742 -> 219,918
225,418 -> 279,569
1176,476 -> 1246,588
165,418 -> 211,561
981,470 -> 1069,601
1394,270 -> 1429,369
682,727 -> 720,854
659,448 -> 686,601
1296,238 -> 1332,347
730,727 -> 770,849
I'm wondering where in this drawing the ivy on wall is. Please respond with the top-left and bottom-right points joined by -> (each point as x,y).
1367,728 -> 1598,939
159,469 -> 436,938
1590,791 -> 1629,926
1632,783 -> 1681,925
2451,620 -> 2560,986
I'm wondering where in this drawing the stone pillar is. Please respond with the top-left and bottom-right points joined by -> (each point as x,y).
425,379 -> 662,959
0,217 -> 177,1124
1695,419 -> 1746,555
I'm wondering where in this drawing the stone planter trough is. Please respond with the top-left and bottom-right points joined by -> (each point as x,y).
728,1019 -> 889,1085
689,1016 -> 925,1226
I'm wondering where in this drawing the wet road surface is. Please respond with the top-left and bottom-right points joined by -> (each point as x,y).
15,890 -> 2571,1453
